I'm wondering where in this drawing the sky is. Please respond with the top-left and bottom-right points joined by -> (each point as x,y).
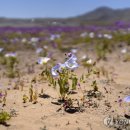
0,0 -> 130,18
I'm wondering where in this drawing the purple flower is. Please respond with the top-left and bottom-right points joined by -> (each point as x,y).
65,59 -> 79,70
0,48 -> 4,53
52,42 -> 57,48
67,53 -> 77,61
36,48 -> 43,54
51,63 -> 66,77
65,53 -> 79,70
124,96 -> 130,102
51,53 -> 79,77
0,93 -> 4,98
5,52 -> 17,58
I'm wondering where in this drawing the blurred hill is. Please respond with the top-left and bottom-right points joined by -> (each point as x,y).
71,7 -> 130,25
0,7 -> 130,26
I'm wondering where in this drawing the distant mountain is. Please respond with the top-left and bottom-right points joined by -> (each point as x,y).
73,7 -> 130,25
0,7 -> 130,26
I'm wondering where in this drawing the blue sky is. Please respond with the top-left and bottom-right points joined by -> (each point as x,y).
0,0 -> 130,18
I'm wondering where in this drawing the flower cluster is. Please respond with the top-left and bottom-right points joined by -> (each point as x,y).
51,53 -> 79,77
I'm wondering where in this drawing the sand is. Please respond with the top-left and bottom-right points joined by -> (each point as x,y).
0,45 -> 130,130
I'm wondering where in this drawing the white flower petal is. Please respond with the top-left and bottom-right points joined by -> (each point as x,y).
71,49 -> 78,54
5,52 -> 17,58
121,48 -> 127,54
36,48 -> 43,54
65,59 -> 79,70
37,57 -> 50,64
86,59 -> 92,64
51,63 -> 66,77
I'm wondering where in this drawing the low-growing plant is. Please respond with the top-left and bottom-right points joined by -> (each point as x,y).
95,41 -> 110,60
0,111 -> 11,125
57,69 -> 70,100
0,90 -> 7,106
5,55 -> 19,78
0,56 -> 6,65
91,80 -> 98,92
29,85 -> 33,102
22,94 -> 28,103
33,90 -> 38,104
28,84 -> 38,104
50,53 -> 79,101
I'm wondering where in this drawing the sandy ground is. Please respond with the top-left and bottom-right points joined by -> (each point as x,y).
0,46 -> 130,130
